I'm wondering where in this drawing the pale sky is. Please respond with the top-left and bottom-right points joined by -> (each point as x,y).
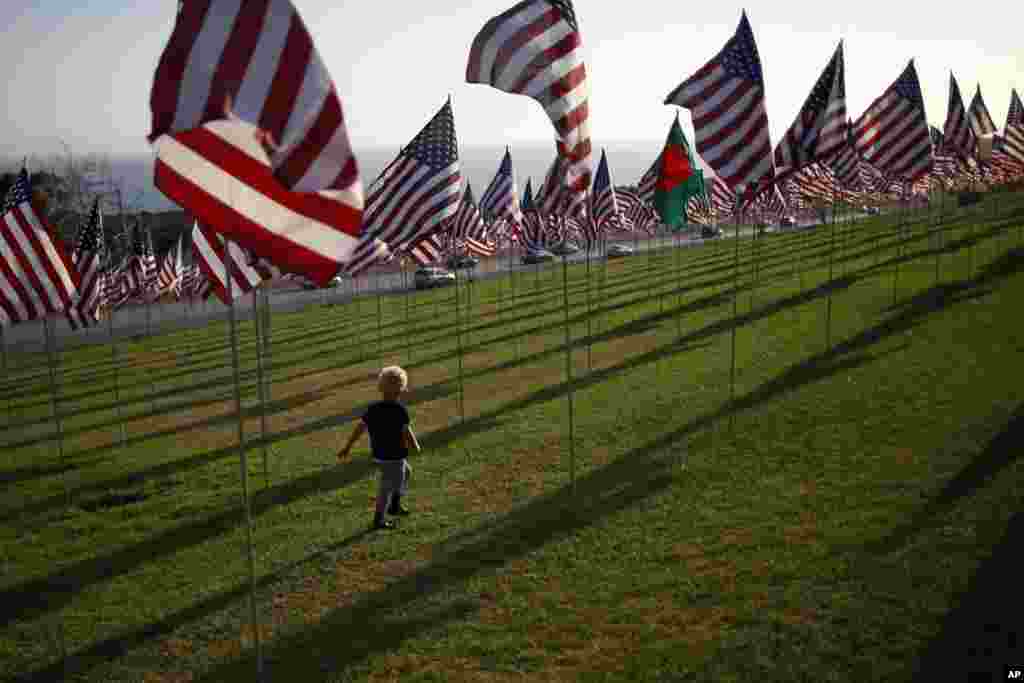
2,0 -> 1021,164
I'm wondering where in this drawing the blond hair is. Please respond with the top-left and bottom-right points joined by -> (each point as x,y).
378,366 -> 408,396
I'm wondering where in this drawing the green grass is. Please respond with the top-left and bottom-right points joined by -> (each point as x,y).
2,191 -> 1024,682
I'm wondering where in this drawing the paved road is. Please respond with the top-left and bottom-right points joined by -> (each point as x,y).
3,215 -> 868,354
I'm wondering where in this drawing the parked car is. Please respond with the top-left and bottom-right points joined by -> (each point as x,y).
606,244 -> 634,258
549,241 -> 580,256
413,267 -> 455,290
446,254 -> 479,270
522,248 -> 555,264
863,205 -> 881,215
700,226 -> 722,238
779,216 -> 797,228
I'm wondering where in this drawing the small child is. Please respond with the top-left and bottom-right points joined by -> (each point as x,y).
337,366 -> 421,530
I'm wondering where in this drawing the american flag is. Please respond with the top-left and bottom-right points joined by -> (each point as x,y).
451,184 -> 495,257
149,0 -> 362,287
664,11 -> 775,199
344,100 -> 462,276
851,59 -> 933,182
192,222 -> 264,304
406,232 -> 445,267
637,155 -> 660,206
467,0 -> 591,217
1002,88 -> 1024,165
943,73 -> 975,160
0,169 -> 80,326
66,199 -> 106,330
157,236 -> 182,298
130,221 -> 159,302
968,84 -> 997,138
774,41 -> 846,173
708,175 -> 737,218
519,177 -> 547,249
590,149 -> 623,235
180,261 -> 206,300
479,147 -> 521,230
790,162 -> 839,202
827,120 -> 862,189
103,258 -> 131,310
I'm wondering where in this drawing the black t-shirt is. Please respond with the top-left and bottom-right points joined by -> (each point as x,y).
362,400 -> 410,462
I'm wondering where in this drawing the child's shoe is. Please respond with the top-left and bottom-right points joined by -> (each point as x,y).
388,494 -> 411,516
372,515 -> 395,530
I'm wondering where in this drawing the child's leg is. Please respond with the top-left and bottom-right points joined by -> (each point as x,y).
388,460 -> 411,514
374,465 -> 395,526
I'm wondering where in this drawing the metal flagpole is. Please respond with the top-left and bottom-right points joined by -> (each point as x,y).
511,239 -> 519,362
1,324 -> 8,429
586,233 -> 592,372
676,227 -> 683,339
893,186 -> 906,305
375,268 -> 383,366
223,240 -> 263,680
252,288 -> 269,488
107,299 -> 126,450
453,265 -> 465,423
561,255 -> 576,495
42,316 -> 64,460
728,208 -> 743,433
825,184 -> 838,350
261,287 -> 272,440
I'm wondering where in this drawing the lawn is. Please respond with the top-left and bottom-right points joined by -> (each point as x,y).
1,191 -> 1023,682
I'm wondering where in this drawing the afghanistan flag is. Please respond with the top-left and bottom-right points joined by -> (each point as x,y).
653,116 -> 705,229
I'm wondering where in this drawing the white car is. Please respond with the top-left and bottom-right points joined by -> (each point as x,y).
606,244 -> 634,258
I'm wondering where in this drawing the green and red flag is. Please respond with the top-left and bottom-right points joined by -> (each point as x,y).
653,116 -> 705,229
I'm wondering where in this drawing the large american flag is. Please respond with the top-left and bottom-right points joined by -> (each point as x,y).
344,100 -> 462,276
66,199 -> 107,330
968,84 -> 998,139
774,41 -> 846,173
467,0 -> 591,217
149,0 -> 362,286
0,170 -> 79,327
943,73 -> 976,160
1002,88 -> 1024,165
851,59 -> 933,182
479,147 -> 521,229
664,11 -> 775,199
192,222 -> 264,304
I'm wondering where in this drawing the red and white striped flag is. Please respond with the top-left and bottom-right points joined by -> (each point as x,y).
149,0 -> 362,286
479,147 -> 522,230
1002,89 -> 1024,166
66,199 -> 107,330
968,84 -> 998,139
157,236 -> 182,297
0,170 -> 80,327
191,221 -> 265,304
467,0 -> 591,218
406,233 -> 445,267
943,73 -> 976,161
774,41 -> 846,173
851,59 -> 933,182
344,100 -> 462,276
664,11 -> 775,199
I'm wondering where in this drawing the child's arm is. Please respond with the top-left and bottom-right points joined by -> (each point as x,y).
337,421 -> 367,460
402,424 -> 422,453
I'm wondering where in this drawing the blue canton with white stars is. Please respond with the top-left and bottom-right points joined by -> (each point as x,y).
2,170 -> 33,214
893,62 -> 924,110
804,46 -> 843,117
76,201 -> 105,257
721,13 -> 764,85
403,101 -> 458,169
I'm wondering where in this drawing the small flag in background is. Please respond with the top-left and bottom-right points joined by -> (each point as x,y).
0,169 -> 80,327
66,198 -> 106,330
590,149 -> 623,235
479,147 -> 522,230
1002,89 -> 1024,166
943,73 -> 976,161
968,83 -> 998,139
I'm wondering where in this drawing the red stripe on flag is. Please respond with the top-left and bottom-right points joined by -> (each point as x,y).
148,0 -> 213,142
259,15 -> 312,143
202,0 -> 270,123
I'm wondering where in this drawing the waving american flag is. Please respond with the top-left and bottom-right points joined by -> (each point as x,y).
774,42 -> 846,173
467,0 -> 591,217
66,199 -> 106,330
968,84 -> 998,139
664,12 -> 775,199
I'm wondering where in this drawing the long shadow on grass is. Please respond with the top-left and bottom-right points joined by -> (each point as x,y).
0,457 -> 379,630
911,509 -> 1024,681
12,528 -> 376,683
190,437 -> 679,682
870,402 -> 1024,559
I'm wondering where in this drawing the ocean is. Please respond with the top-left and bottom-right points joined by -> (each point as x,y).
109,141 -> 696,212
